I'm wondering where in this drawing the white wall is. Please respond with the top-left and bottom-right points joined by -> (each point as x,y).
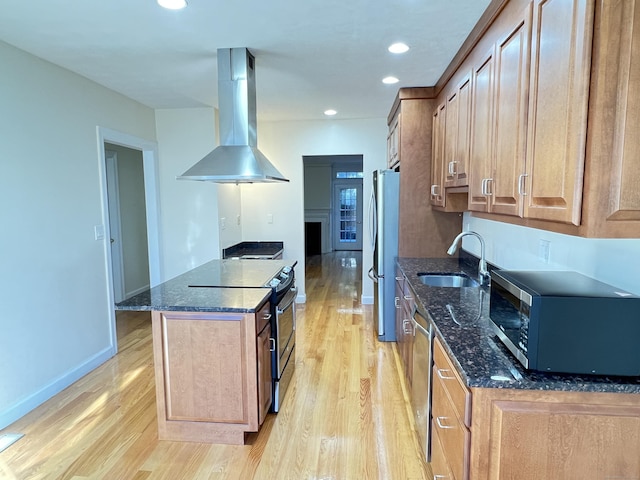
154,108 -> 222,280
242,118 -> 388,303
463,214 -> 640,295
0,41 -> 157,429
217,184 -> 243,252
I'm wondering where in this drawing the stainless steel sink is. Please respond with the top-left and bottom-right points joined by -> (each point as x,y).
417,272 -> 480,288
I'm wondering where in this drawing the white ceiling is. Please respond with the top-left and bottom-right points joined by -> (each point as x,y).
0,0 -> 491,122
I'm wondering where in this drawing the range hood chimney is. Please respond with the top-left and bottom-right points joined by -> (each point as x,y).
177,48 -> 289,183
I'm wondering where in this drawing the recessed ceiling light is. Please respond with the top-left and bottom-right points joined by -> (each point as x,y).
324,109 -> 337,116
382,76 -> 399,85
388,42 -> 410,54
157,0 -> 187,10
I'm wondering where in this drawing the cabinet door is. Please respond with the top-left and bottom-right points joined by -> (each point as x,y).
257,322 -> 273,425
523,0 -> 594,225
161,315 -> 251,425
387,113 -> 400,168
430,103 -> 446,207
492,3 -> 532,217
605,0 -> 640,223
444,73 -> 472,188
468,47 -> 495,212
444,89 -> 459,186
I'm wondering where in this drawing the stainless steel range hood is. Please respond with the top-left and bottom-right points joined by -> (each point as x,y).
177,48 -> 289,183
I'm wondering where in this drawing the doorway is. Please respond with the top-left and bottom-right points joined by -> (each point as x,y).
303,154 -> 364,255
333,181 -> 363,251
97,127 -> 161,354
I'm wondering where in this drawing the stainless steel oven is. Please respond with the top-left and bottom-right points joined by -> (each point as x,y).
267,266 -> 296,412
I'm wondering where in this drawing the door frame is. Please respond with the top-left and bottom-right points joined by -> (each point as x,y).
97,126 -> 162,353
105,150 -> 126,303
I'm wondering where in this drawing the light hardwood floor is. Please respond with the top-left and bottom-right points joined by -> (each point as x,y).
0,252 -> 430,479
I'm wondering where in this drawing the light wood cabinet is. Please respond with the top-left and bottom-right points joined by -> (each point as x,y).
439,0 -> 640,236
468,47 -> 496,213
469,3 -> 531,217
470,388 -> 640,480
151,303 -> 272,444
430,102 -> 446,208
388,88 -> 462,257
431,337 -> 640,480
394,267 -> 414,386
387,113 -> 400,168
444,73 -> 472,188
431,337 -> 471,480
522,0 -> 594,225
256,303 -> 273,426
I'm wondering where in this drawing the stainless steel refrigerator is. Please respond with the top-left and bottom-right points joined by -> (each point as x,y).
368,169 -> 400,341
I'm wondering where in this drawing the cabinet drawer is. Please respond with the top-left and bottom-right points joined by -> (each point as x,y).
256,301 -> 272,334
432,366 -> 470,480
431,425 -> 455,480
433,337 -> 471,427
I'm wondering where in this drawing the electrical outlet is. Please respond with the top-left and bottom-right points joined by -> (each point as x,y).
267,213 -> 273,224
539,239 -> 550,263
236,214 -> 241,226
220,217 -> 226,230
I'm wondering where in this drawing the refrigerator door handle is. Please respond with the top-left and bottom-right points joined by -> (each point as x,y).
368,267 -> 380,282
368,188 -> 377,250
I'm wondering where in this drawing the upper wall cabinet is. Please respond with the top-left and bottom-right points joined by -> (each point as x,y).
437,0 -> 640,237
444,73 -> 472,188
387,113 -> 400,169
430,102 -> 446,207
522,0 -> 594,225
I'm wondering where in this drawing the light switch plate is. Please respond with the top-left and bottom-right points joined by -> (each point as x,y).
94,225 -> 105,240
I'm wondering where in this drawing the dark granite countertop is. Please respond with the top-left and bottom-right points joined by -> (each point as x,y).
222,241 -> 284,259
116,259 -> 296,313
397,256 -> 640,394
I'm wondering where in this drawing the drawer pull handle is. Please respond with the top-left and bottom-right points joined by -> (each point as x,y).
394,297 -> 400,308
436,416 -> 455,429
269,338 -> 276,352
403,295 -> 412,301
434,476 -> 449,480
263,313 -> 272,320
437,368 -> 456,380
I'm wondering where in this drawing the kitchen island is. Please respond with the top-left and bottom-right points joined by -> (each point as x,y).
116,259 -> 296,444
396,256 -> 640,480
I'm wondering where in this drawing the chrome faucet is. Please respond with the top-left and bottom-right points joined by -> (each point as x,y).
447,231 -> 490,285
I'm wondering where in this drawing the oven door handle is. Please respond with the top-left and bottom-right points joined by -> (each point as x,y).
276,287 -> 297,315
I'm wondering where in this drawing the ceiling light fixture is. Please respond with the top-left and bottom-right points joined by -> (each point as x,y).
388,42 -> 410,54
382,76 -> 399,85
157,0 -> 187,10
324,109 -> 337,116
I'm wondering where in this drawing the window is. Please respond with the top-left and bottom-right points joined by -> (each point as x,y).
336,171 -> 363,179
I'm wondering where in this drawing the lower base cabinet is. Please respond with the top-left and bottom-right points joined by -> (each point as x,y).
151,303 -> 272,445
430,338 -> 640,479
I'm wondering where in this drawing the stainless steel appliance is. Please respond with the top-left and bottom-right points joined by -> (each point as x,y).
368,169 -> 400,341
266,266 -> 296,412
411,305 -> 433,461
489,270 -> 640,376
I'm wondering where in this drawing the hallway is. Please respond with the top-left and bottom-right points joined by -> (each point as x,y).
0,252 -> 428,479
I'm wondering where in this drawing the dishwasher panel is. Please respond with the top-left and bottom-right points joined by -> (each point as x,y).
411,306 -> 433,461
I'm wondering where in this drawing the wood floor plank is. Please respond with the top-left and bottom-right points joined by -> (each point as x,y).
0,252 -> 430,479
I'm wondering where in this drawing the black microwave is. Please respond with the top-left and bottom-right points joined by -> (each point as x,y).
489,270 -> 640,376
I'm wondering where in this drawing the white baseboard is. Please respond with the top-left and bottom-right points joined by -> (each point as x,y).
361,295 -> 374,305
295,293 -> 307,304
0,346 -> 115,430
125,284 -> 150,299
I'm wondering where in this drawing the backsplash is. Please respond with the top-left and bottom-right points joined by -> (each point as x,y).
459,213 -> 640,295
